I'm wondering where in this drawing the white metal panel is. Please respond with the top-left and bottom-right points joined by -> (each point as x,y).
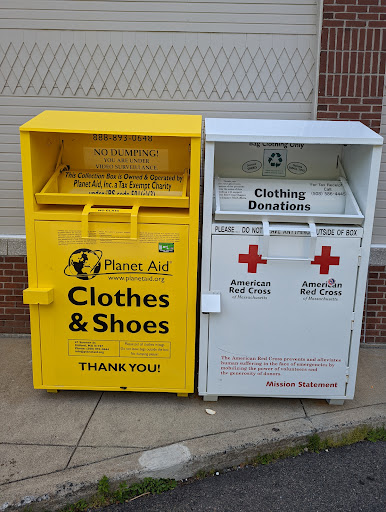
206,232 -> 361,398
0,2 -> 319,235
199,119 -> 382,401
372,77 -> 386,245
205,118 -> 384,145
0,31 -> 317,103
0,1 -> 317,33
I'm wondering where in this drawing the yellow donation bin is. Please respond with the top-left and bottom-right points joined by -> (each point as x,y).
20,111 -> 201,395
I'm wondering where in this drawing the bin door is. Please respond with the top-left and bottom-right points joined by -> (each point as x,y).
207,233 -> 361,397
34,220 -> 189,391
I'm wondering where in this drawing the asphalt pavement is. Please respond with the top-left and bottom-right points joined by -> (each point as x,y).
101,441 -> 386,512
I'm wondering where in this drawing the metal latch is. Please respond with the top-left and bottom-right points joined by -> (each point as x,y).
201,292 -> 221,314
23,288 -> 54,305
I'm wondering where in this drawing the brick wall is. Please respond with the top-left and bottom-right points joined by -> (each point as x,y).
317,0 -> 385,132
362,265 -> 386,344
0,256 -> 30,335
318,0 -> 386,344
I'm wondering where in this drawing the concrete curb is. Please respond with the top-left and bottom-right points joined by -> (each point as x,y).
1,406 -> 385,511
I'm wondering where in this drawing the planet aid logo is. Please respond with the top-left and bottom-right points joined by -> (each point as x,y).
64,249 -> 102,280
63,247 -> 173,375
64,249 -> 171,280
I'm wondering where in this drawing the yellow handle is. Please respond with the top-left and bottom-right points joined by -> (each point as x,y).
81,205 -> 139,240
24,288 -> 54,305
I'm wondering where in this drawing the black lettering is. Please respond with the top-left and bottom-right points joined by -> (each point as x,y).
144,320 -> 157,333
98,292 -> 113,306
68,286 -> 87,306
159,320 -> 169,334
159,294 -> 169,307
111,314 -> 124,333
127,320 -> 141,333
114,290 -> 126,306
127,288 -> 141,307
144,294 -> 157,307
93,313 -> 108,332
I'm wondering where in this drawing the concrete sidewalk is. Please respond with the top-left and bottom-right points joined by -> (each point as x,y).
0,337 -> 385,511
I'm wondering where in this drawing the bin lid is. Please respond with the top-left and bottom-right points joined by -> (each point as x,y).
20,111 -> 202,138
205,119 -> 383,145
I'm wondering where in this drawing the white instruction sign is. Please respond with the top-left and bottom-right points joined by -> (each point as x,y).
216,178 -> 346,214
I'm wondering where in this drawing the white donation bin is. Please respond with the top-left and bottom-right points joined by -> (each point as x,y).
199,119 -> 383,404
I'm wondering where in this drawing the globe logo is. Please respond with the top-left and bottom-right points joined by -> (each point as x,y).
64,249 -> 102,280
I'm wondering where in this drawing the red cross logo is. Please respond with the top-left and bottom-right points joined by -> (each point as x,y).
311,246 -> 340,274
238,245 -> 267,273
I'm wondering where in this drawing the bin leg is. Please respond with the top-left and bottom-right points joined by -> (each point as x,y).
326,399 -> 344,405
47,389 -> 59,394
203,395 -> 218,402
177,393 -> 189,397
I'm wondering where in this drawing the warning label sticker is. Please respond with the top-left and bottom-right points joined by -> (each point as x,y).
84,147 -> 169,171
69,339 -> 119,357
57,229 -> 181,246
58,169 -> 184,197
120,341 -> 171,358
69,339 -> 171,358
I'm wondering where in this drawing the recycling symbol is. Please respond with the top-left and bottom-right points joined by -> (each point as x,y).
268,153 -> 283,167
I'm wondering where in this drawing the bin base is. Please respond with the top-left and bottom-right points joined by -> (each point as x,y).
202,395 -> 219,402
47,389 -> 58,394
177,393 -> 189,398
326,399 -> 345,405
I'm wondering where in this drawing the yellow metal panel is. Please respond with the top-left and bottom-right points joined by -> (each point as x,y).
20,130 -> 45,387
35,220 -> 192,391
35,193 -> 190,209
33,207 -> 191,224
20,111 -> 201,394
20,111 -> 202,137
29,125 -> 194,209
